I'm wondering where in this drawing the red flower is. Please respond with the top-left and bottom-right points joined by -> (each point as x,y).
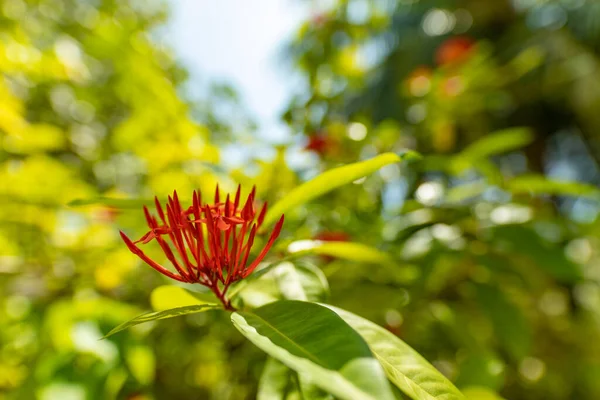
435,36 -> 474,66
314,231 -> 350,242
304,133 -> 334,156
314,231 -> 350,263
120,185 -> 284,310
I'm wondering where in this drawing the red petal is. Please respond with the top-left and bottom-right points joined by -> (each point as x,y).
204,205 -> 222,276
234,184 -> 241,211
173,190 -> 182,215
245,215 -> 284,276
224,194 -> 231,218
217,218 -> 230,231
154,196 -> 166,224
120,231 -> 186,282
192,190 -> 201,220
257,202 -> 267,228
241,188 -> 255,221
223,216 -> 244,225
143,206 -> 153,227
240,223 -> 257,278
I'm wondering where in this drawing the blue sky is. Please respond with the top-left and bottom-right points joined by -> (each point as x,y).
169,1 -> 310,143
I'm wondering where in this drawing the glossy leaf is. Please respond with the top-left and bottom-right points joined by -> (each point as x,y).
104,304 -> 220,338
231,300 -> 395,400
327,306 -> 466,400
287,240 -> 394,264
262,152 -> 414,227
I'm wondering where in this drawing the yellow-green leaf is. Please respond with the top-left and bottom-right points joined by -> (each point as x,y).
150,285 -> 218,311
460,128 -> 533,161
262,152 -> 418,227
287,240 -> 393,264
507,175 -> 600,199
104,304 -> 220,338
327,306 -> 466,400
232,300 -> 395,400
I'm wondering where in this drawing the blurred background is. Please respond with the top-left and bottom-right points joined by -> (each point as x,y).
2,0 -> 600,399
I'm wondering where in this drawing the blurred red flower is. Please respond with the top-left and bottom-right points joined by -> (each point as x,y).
304,133 -> 335,156
314,231 -> 350,262
435,36 -> 474,66
314,231 -> 351,242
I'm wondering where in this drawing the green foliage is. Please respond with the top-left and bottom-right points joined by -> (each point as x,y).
257,358 -> 295,400
150,285 -> 218,311
4,0 -> 600,399
262,152 -> 415,227
329,306 -> 466,400
507,175 -> 600,199
288,240 -> 394,264
104,304 -> 221,338
231,300 -> 395,400
459,128 -> 534,161
231,261 -> 330,308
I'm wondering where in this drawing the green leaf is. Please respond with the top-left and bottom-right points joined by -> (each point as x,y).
226,254 -> 307,302
298,374 -> 336,400
506,175 -> 600,199
104,304 -> 220,338
150,285 -> 218,311
258,358 -> 335,400
231,300 -> 395,400
287,240 -> 394,264
327,306 -> 466,400
445,128 -> 531,181
262,152 -> 414,227
258,358 -> 294,400
233,261 -> 329,309
68,197 -> 151,208
273,261 -> 329,302
459,128 -> 533,161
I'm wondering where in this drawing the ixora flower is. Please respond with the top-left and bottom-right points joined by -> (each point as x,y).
120,185 -> 284,310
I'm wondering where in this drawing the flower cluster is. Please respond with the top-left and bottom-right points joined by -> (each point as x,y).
120,185 -> 284,309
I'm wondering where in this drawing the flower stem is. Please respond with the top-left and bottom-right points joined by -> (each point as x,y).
211,282 -> 235,311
